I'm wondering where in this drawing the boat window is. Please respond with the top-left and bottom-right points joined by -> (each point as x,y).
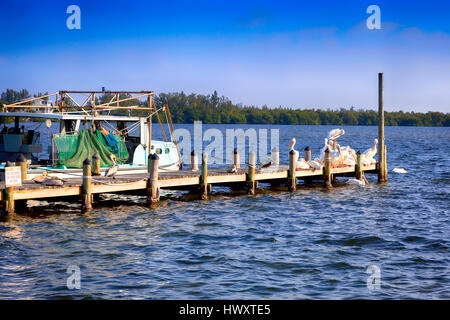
165,148 -> 170,154
156,148 -> 162,154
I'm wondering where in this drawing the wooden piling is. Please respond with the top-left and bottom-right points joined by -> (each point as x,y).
288,149 -> 296,191
247,151 -> 256,194
92,153 -> 101,176
15,153 -> 27,181
190,150 -> 199,171
233,148 -> 240,169
323,148 -> 332,188
378,72 -> 388,183
355,150 -> 363,180
200,152 -> 208,200
1,162 -> 15,215
271,147 -> 279,165
304,146 -> 311,162
3,186 -> 14,215
147,153 -> 160,204
81,158 -> 92,211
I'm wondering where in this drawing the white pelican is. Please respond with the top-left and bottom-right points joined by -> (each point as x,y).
339,146 -> 357,166
363,138 -> 378,159
319,138 -> 327,160
105,155 -> 118,179
320,145 -> 341,166
327,128 -> 345,141
393,168 -> 408,174
346,178 -> 366,186
287,137 -> 300,161
287,138 -> 312,170
307,158 -> 324,170
296,158 -> 311,169
362,139 -> 378,165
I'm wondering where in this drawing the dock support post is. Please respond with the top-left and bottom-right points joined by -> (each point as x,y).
15,153 -> 27,181
304,146 -> 311,162
323,148 -> 332,188
2,185 -> 14,216
1,162 -> 15,216
200,152 -> 208,200
288,149 -> 296,191
233,148 -> 240,169
81,158 -> 92,211
247,151 -> 256,194
271,147 -> 279,165
190,150 -> 198,171
355,151 -> 363,180
378,72 -> 388,183
92,153 -> 101,176
147,153 -> 160,204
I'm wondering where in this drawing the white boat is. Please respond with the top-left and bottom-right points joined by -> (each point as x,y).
0,90 -> 182,177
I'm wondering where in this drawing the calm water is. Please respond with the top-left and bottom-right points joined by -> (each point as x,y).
0,124 -> 449,299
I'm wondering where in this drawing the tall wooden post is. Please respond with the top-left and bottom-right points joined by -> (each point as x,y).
247,151 -> 256,195
200,152 -> 208,200
271,147 -> 279,165
92,153 -> 101,176
288,149 -> 296,191
233,148 -> 240,169
190,150 -> 199,171
147,153 -> 160,204
323,148 -> 332,188
15,153 -> 27,181
378,73 -> 387,182
81,158 -> 92,211
304,146 -> 311,162
355,150 -> 363,180
148,94 -> 153,159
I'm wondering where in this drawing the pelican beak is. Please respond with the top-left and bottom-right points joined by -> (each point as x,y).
287,140 -> 294,150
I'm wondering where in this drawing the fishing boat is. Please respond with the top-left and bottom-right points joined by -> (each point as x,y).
0,90 -> 182,179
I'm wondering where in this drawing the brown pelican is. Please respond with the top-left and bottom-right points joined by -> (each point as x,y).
42,176 -> 66,186
105,155 -> 118,179
32,171 -> 48,184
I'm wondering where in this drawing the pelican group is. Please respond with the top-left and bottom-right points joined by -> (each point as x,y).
287,138 -> 323,170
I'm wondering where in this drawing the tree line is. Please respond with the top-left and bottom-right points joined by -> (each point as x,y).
1,88 -> 449,126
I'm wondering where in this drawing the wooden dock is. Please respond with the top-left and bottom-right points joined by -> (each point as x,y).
0,73 -> 389,215
0,159 -> 380,215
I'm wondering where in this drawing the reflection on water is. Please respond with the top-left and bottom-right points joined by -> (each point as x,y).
0,125 -> 449,299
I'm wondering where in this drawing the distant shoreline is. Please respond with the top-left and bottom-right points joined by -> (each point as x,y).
2,89 -> 449,127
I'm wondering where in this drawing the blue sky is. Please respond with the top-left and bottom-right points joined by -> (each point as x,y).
1,0 -> 449,112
